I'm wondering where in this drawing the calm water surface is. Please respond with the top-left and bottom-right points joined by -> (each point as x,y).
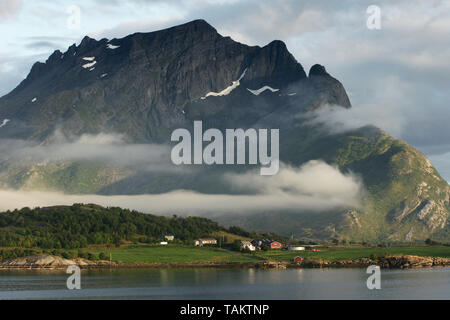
0,267 -> 449,300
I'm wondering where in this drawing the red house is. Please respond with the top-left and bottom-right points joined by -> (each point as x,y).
267,241 -> 282,249
294,256 -> 304,262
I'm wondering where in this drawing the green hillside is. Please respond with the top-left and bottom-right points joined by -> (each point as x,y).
0,204 -> 281,250
226,125 -> 450,243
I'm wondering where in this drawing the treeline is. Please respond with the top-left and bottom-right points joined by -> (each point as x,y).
0,204 -> 224,249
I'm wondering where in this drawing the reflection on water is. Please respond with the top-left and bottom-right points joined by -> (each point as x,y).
0,267 -> 449,300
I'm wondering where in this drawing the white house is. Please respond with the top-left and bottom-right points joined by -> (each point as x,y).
194,238 -> 217,246
163,234 -> 175,241
288,246 -> 305,251
241,241 -> 256,251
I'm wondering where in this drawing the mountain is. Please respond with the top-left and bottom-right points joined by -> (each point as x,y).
0,20 -> 448,243
0,19 -> 309,141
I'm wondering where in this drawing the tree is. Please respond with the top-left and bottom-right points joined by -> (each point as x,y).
230,240 -> 241,252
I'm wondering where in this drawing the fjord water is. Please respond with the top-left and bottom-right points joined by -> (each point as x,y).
0,268 -> 449,300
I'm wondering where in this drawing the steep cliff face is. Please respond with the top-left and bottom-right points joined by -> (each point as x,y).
0,20 -> 310,142
0,20 -> 448,242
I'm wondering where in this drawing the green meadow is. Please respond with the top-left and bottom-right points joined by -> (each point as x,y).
255,245 -> 450,262
84,245 -> 263,265
81,245 -> 450,265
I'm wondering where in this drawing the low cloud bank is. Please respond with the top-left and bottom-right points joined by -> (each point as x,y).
0,131 -> 177,173
303,103 -> 400,136
224,160 -> 362,206
0,160 -> 363,214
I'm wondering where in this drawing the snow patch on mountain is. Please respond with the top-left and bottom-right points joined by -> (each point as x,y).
0,119 -> 10,128
201,68 -> 247,100
107,44 -> 120,50
82,61 -> 97,69
247,86 -> 280,96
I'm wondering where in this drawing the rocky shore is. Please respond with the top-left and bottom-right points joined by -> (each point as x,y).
289,255 -> 450,269
255,255 -> 450,269
0,255 -> 116,270
0,255 -> 448,270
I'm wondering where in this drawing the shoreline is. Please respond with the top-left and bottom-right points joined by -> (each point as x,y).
1,255 -> 449,271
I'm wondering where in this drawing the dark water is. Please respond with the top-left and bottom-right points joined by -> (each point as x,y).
0,267 -> 449,300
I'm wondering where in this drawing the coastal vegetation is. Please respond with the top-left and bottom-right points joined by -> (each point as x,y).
0,204 -> 282,256
1,244 -> 449,265
0,204 -> 448,265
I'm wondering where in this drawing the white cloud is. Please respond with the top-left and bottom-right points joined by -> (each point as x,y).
224,160 -> 362,205
0,132 -> 175,172
0,160 -> 363,214
302,74 -> 414,138
0,0 -> 22,20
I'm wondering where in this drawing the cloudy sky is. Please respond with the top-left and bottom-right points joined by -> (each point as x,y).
1,0 -> 450,179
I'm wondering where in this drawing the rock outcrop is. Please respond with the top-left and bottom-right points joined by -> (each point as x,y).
291,255 -> 449,269
0,255 -> 115,269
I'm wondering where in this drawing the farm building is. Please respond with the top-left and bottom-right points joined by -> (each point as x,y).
251,239 -> 264,248
240,241 -> 256,251
163,234 -> 175,241
288,246 -> 305,251
267,241 -> 282,249
251,239 -> 283,250
194,238 -> 217,246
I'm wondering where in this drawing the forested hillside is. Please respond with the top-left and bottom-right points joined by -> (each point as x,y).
0,204 -> 239,249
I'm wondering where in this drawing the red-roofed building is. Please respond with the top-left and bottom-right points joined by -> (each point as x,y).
267,241 -> 282,249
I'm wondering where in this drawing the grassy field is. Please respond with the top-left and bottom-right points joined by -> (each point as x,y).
256,246 -> 450,262
81,245 -> 450,265
84,245 -> 263,265
2,244 -> 448,265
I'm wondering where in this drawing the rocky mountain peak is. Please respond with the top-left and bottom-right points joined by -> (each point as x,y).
46,50 -> 63,63
0,20 -> 342,140
177,19 -> 218,34
78,35 -> 97,49
309,64 -> 329,77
